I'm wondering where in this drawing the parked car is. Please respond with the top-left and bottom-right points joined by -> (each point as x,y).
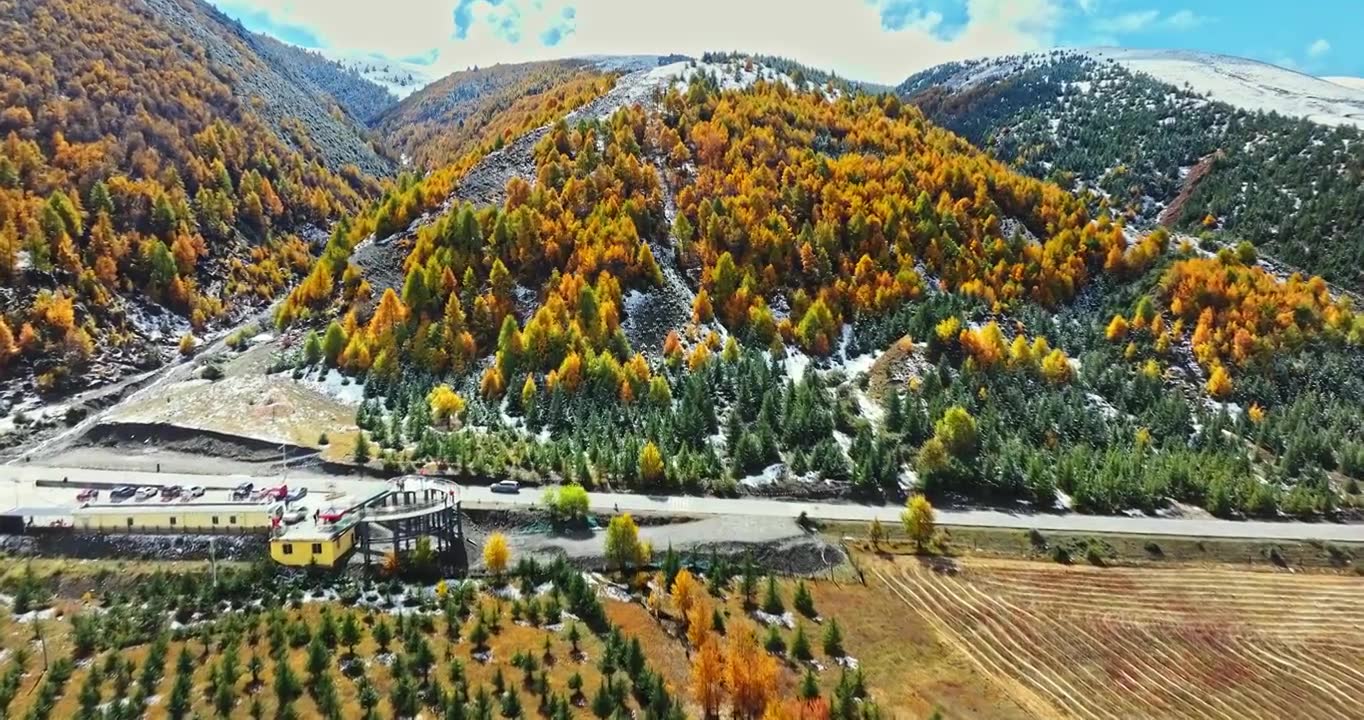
232,482 -> 254,500
110,485 -> 136,499
319,509 -> 346,523
160,485 -> 183,499
135,486 -> 158,500
261,485 -> 288,501
286,487 -> 308,503
187,485 -> 205,499
76,488 -> 99,503
281,506 -> 308,524
490,480 -> 520,494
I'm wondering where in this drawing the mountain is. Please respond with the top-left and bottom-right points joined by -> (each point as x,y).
317,50 -> 436,100
899,49 -> 1364,294
0,0 -> 390,397
1085,48 -> 1364,129
373,59 -> 619,173
274,55 -> 1363,521
1324,76 -> 1364,92
247,34 -> 401,124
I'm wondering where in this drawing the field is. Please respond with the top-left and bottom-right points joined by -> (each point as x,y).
851,551 -> 1364,719
0,555 -> 892,720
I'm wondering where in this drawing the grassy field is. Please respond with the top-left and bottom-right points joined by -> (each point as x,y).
823,520 -> 1364,571
834,550 -> 1364,719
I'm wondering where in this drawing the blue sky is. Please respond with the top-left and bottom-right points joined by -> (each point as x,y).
211,0 -> 1364,85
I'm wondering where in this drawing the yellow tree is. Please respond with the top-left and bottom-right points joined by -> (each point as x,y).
901,494 -> 936,552
867,517 -> 886,549
671,568 -> 703,623
368,287 -> 408,342
685,598 -> 712,649
1206,364 -> 1233,399
604,513 -> 647,575
427,384 -> 466,427
483,532 -> 510,577
0,317 -> 16,368
726,623 -> 778,719
1105,314 -> 1129,342
1039,348 -> 1074,384
638,441 -> 666,484
690,637 -> 726,719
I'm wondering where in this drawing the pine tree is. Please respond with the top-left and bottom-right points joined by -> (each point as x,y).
790,622 -> 812,661
822,618 -> 844,657
793,580 -> 816,617
761,576 -> 784,615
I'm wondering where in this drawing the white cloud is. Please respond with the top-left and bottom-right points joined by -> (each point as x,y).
1164,9 -> 1205,30
211,0 -> 1066,86
1093,9 -> 1158,33
1075,0 -> 1099,14
1307,38 -> 1331,58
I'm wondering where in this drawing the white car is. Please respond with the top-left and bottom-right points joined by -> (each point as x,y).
187,485 -> 205,499
490,480 -> 520,494
135,486 -> 158,500
281,507 -> 308,524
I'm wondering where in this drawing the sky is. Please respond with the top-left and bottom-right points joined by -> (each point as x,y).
210,0 -> 1364,86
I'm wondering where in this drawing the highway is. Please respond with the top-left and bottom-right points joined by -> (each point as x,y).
3,465 -> 1364,543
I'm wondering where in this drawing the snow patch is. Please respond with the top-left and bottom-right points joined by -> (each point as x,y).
738,463 -> 785,489
1084,47 -> 1364,128
317,49 -> 433,99
299,369 -> 366,406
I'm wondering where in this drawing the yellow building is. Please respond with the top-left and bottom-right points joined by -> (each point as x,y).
269,521 -> 357,568
74,503 -> 273,532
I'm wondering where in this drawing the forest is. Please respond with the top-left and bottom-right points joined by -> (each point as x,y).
901,52 -> 1364,295
0,0 -> 384,393
276,62 -> 1364,520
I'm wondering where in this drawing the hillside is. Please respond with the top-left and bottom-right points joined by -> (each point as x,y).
0,0 -> 390,399
899,50 -> 1364,294
374,60 -> 621,173
1087,48 -> 1364,128
247,34 -> 401,124
273,56 -> 1364,522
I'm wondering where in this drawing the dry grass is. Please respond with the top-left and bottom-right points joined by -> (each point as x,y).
107,342 -> 359,452
825,521 -> 1363,571
808,575 -> 1033,719
858,551 -> 1364,719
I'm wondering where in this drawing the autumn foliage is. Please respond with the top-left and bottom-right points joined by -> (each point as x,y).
0,0 -> 376,389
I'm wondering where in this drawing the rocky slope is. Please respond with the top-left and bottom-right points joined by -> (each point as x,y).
247,33 -> 401,125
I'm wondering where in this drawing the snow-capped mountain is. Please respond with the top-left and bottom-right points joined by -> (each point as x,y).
318,49 -> 435,99
1083,48 -> 1364,128
1323,76 -> 1364,92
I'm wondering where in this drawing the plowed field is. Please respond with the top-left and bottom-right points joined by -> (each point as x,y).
866,555 -> 1364,719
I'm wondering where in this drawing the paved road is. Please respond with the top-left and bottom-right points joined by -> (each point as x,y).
4,465 -> 1364,543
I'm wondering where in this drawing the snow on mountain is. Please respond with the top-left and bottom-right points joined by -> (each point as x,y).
1082,48 -> 1364,128
318,50 -> 434,99
1323,76 -> 1364,92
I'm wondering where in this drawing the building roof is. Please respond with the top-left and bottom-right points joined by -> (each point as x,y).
75,502 -> 270,516
272,515 -> 357,542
